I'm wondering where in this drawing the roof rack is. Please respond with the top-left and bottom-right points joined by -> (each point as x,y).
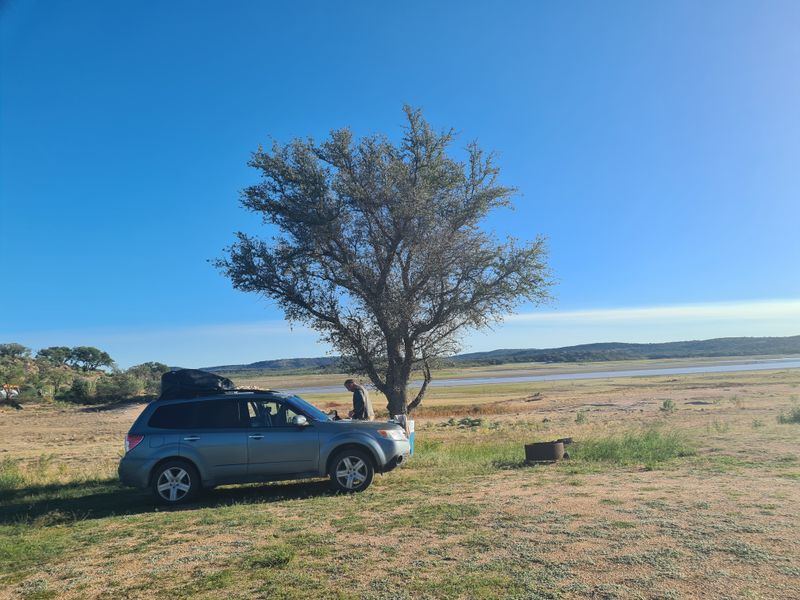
225,388 -> 283,395
152,388 -> 288,402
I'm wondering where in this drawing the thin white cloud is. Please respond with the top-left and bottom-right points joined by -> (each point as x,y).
506,299 -> 800,324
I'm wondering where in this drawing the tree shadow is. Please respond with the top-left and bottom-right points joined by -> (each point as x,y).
78,396 -> 154,412
0,478 -> 334,525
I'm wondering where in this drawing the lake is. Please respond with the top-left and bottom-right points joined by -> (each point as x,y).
284,357 -> 800,395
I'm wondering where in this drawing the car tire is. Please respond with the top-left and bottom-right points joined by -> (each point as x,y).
329,448 -> 374,493
151,459 -> 201,505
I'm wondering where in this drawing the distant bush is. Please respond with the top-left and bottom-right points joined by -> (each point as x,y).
571,429 -> 695,468
777,406 -> 800,424
707,420 -> 731,434
95,373 -> 145,401
660,399 -> 676,413
575,410 -> 588,424
125,362 -> 169,395
60,377 -> 97,403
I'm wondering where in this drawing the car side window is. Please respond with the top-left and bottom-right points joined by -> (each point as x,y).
149,403 -> 196,429
248,399 -> 302,428
195,400 -> 246,429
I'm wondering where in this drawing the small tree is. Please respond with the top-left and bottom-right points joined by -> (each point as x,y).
0,343 -> 31,359
67,346 -> 115,372
217,107 -> 551,415
126,362 -> 170,395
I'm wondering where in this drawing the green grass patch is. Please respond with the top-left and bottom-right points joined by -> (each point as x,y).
249,544 -> 295,568
388,502 -> 481,533
571,429 -> 695,468
0,525 -> 73,584
412,438 -> 524,473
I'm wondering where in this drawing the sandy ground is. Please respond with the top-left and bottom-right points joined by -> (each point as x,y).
1,366 -> 799,599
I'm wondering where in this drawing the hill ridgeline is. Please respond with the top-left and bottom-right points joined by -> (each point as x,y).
205,334 -> 800,374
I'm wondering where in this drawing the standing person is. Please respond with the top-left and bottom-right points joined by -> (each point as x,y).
344,379 -> 374,421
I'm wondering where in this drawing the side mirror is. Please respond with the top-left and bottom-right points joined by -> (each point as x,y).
292,415 -> 309,427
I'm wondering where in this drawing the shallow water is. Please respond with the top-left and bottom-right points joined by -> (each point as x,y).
284,357 -> 800,395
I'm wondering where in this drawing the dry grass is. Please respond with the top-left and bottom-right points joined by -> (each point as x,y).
1,365 -> 799,599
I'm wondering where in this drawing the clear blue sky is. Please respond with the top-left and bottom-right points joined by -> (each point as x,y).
2,1 -> 799,367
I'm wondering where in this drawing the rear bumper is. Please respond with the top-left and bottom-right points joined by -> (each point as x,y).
118,455 -> 157,489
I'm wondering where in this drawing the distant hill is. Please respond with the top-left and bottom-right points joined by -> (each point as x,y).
205,356 -> 342,374
206,335 -> 800,373
449,335 -> 800,365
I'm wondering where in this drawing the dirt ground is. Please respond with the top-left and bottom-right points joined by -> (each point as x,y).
1,366 -> 799,599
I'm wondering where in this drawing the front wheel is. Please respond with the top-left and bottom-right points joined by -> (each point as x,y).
329,449 -> 374,493
151,460 -> 200,505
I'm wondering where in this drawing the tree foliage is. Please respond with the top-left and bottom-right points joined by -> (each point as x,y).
67,346 -> 114,372
217,107 -> 551,414
1,343 -> 166,405
36,346 -> 73,366
0,343 -> 31,359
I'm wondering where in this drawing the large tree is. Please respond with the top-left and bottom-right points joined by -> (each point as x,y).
67,346 -> 114,372
36,346 -> 73,366
217,107 -> 551,415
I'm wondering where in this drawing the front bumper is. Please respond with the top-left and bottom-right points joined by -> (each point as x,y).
375,437 -> 411,472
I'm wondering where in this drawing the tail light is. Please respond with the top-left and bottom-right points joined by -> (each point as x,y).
125,434 -> 144,453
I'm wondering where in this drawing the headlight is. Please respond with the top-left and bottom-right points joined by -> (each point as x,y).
377,429 -> 406,441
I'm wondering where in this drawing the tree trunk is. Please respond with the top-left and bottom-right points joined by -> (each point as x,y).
385,384 -> 407,417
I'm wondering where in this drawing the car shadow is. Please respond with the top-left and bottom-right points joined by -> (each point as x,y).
0,478 -> 335,525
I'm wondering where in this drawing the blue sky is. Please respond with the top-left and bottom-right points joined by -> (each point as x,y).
1,1 -> 799,368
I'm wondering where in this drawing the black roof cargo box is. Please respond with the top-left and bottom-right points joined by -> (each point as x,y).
159,368 -> 235,401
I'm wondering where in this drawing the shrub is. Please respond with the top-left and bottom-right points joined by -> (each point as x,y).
125,362 -> 169,395
660,399 -> 676,413
0,458 -> 24,491
708,419 -> 730,434
575,410 -> 588,424
95,373 -> 144,401
60,377 -> 97,403
777,406 -> 800,424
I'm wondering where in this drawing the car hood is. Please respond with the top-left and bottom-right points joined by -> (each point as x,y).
314,419 -> 404,433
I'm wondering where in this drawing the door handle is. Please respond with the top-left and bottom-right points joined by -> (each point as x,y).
248,434 -> 264,440
183,436 -> 200,442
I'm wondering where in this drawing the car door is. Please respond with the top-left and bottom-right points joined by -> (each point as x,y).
246,398 -> 319,476
178,399 -> 249,483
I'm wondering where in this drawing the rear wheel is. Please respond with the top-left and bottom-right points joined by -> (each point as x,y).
151,460 -> 200,505
329,449 -> 374,493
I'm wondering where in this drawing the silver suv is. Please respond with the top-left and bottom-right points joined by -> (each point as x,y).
118,391 -> 410,504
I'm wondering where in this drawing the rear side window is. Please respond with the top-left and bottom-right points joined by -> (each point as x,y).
148,400 -> 246,429
149,403 -> 196,429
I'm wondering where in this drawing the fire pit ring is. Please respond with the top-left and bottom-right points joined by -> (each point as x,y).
524,441 -> 565,462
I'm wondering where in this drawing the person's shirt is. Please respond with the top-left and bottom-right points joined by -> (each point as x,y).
352,385 -> 374,420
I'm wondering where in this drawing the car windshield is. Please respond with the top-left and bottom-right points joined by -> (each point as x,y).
287,395 -> 330,422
